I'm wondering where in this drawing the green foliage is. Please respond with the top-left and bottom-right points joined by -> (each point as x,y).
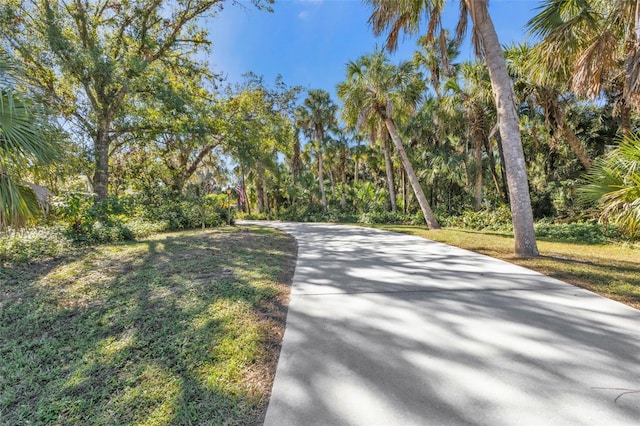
358,211 -> 422,224
133,189 -> 232,230
443,205 -> 514,231
0,226 -> 71,262
580,133 -> 640,239
47,188 -> 232,245
0,53 -> 60,229
50,194 -> 134,243
534,220 -> 623,244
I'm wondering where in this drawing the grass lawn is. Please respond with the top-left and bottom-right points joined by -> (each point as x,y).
367,225 -> 640,310
0,227 -> 296,425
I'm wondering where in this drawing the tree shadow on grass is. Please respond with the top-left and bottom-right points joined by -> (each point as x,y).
0,228 -> 296,425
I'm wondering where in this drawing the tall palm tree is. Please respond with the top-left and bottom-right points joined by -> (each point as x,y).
296,89 -> 337,212
0,54 -> 57,229
337,50 -> 440,229
366,0 -> 539,256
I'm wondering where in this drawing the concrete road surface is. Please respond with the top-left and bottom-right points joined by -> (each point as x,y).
241,221 -> 640,425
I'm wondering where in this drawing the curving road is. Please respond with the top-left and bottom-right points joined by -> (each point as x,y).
241,221 -> 640,425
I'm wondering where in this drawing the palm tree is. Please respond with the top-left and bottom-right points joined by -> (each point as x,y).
505,43 -> 592,170
337,50 -> 440,229
0,54 -> 57,229
580,132 -> 640,238
354,116 -> 397,214
527,0 -> 639,136
296,90 -> 338,212
366,0 -> 539,256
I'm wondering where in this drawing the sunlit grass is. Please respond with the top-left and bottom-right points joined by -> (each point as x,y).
367,224 -> 640,309
0,227 -> 296,425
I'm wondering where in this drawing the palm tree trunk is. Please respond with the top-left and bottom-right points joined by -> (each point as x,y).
316,127 -> 327,212
468,0 -> 538,256
354,138 -> 360,185
483,136 -> 504,201
550,103 -> 591,169
401,167 -> 407,214
381,135 -> 397,213
340,143 -> 347,210
473,127 -> 484,211
558,120 -> 591,169
384,117 -> 439,229
292,130 -> 301,184
620,99 -> 632,137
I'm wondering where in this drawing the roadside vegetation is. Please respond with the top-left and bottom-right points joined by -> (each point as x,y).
0,227 -> 296,425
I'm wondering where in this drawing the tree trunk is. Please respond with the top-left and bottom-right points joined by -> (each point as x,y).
558,120 -> 591,169
552,104 -> 591,169
292,130 -> 301,184
401,167 -> 407,214
340,144 -> 347,210
619,98 -> 632,137
92,125 -> 110,203
262,174 -> 269,214
354,138 -> 360,185
241,169 -> 251,215
329,169 -> 336,197
256,175 -> 264,213
483,136 -> 504,202
384,117 -> 440,229
468,0 -> 538,256
381,134 -> 397,213
472,124 -> 484,211
316,127 -> 327,212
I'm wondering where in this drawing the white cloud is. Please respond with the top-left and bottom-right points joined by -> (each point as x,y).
298,10 -> 310,19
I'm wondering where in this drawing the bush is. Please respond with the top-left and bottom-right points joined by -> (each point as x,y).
133,189 -> 232,230
443,206 -> 513,231
359,211 -> 405,224
123,218 -> 169,239
0,226 -> 72,263
534,221 -> 624,244
48,189 -> 232,244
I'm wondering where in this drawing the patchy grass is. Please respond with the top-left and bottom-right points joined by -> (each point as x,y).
367,225 -> 640,310
0,226 -> 296,425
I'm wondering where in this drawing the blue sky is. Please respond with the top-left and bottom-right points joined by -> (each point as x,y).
206,0 -> 541,98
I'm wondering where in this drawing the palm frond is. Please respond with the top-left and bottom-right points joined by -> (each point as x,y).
580,132 -> 640,237
0,172 -> 41,229
572,30 -> 618,98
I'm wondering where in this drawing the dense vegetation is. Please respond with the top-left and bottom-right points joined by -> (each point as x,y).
1,0 -> 639,262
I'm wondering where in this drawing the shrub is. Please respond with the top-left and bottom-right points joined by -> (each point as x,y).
444,206 -> 513,231
133,189 -> 232,230
359,211 -> 405,224
0,226 -> 72,262
534,221 -> 623,244
123,218 -> 169,239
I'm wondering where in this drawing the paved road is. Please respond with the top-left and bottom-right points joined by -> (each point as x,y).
242,221 -> 640,425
